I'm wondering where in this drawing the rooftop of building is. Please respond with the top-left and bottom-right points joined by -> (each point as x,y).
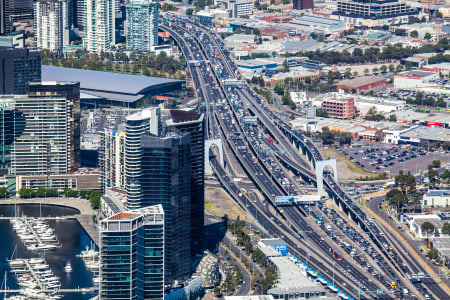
396,70 -> 436,78
125,107 -> 154,121
394,110 -> 450,124
400,126 -> 450,142
108,211 -> 140,221
425,190 -> 450,197
42,66 -> 183,99
336,76 -> 386,88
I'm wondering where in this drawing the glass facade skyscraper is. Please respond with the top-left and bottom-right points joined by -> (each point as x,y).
124,109 -> 151,210
140,132 -> 192,283
126,0 -> 158,51
99,204 -> 164,300
0,47 -> 41,95
165,110 -> 205,256
0,97 -> 25,175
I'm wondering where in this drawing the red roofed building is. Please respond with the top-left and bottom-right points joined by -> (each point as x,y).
336,76 -> 387,93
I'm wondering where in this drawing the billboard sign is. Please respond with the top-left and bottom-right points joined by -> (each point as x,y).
158,32 -> 170,38
216,27 -> 233,33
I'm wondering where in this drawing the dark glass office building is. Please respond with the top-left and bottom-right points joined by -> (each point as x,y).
166,110 -> 205,257
140,132 -> 192,283
99,205 -> 165,300
0,47 -> 41,95
0,97 -> 25,175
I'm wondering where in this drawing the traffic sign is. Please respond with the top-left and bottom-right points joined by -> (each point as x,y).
377,289 -> 383,294
358,290 -> 363,295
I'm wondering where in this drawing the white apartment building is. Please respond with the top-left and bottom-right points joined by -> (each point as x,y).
232,0 -> 252,18
33,0 -> 71,52
84,0 -> 115,52
126,0 -> 159,51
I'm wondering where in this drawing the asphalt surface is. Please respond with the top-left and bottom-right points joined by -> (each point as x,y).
161,15 -> 450,300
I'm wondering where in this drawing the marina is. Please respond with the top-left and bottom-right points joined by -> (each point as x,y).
11,218 -> 61,251
0,204 -> 99,300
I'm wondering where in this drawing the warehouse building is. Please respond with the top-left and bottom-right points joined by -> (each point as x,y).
336,76 -> 387,93
42,66 -> 185,108
394,70 -> 439,89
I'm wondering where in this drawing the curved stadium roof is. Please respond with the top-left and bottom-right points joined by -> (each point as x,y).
42,65 -> 183,95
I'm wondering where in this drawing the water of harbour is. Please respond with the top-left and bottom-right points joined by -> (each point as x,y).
0,204 -> 97,299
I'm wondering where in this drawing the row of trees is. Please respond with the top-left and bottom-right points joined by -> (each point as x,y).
227,216 -> 278,293
386,170 -> 421,214
252,87 -> 273,104
320,126 -> 352,145
16,187 -> 101,209
283,38 -> 450,65
364,107 -> 397,122
402,93 -> 448,108
421,222 -> 450,238
41,49 -> 187,79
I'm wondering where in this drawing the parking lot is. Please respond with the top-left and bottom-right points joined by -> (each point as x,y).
335,145 -> 450,176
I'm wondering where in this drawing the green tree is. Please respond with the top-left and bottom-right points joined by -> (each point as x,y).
282,59 -> 290,72
430,160 -> 441,168
364,68 -> 369,74
421,222 -> 435,237
18,188 -> 34,198
442,169 -> 450,180
0,187 -> 9,198
428,168 -> 440,187
89,190 -> 102,209
186,8 -> 194,15
441,222 -> 450,235
380,65 -> 387,73
320,126 -> 335,145
388,64 -> 395,72
410,30 -> 418,38
427,248 -> 439,260
424,32 -> 432,41
338,132 -> 352,145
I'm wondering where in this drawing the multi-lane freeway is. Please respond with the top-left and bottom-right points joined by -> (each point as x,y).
160,13 -> 449,300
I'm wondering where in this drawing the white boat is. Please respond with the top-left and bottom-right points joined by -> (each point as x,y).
64,262 -> 72,273
8,259 -> 25,267
17,280 -> 37,288
10,269 -> 29,274
28,244 -> 58,251
41,276 -> 59,282
29,258 -> 45,264
86,261 -> 100,269
19,288 -> 46,299
78,249 -> 98,258
93,277 -> 100,283
32,263 -> 50,270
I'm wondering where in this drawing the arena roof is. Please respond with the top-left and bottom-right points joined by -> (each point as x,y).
42,66 -> 184,105
42,65 -> 183,96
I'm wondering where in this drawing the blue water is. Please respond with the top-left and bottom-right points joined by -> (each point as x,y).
0,205 -> 97,299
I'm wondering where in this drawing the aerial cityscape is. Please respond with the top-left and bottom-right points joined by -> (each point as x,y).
1,0 -> 450,299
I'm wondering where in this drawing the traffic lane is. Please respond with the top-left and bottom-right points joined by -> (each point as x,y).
367,196 -> 450,297
213,159 -> 366,298
176,22 -> 384,296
